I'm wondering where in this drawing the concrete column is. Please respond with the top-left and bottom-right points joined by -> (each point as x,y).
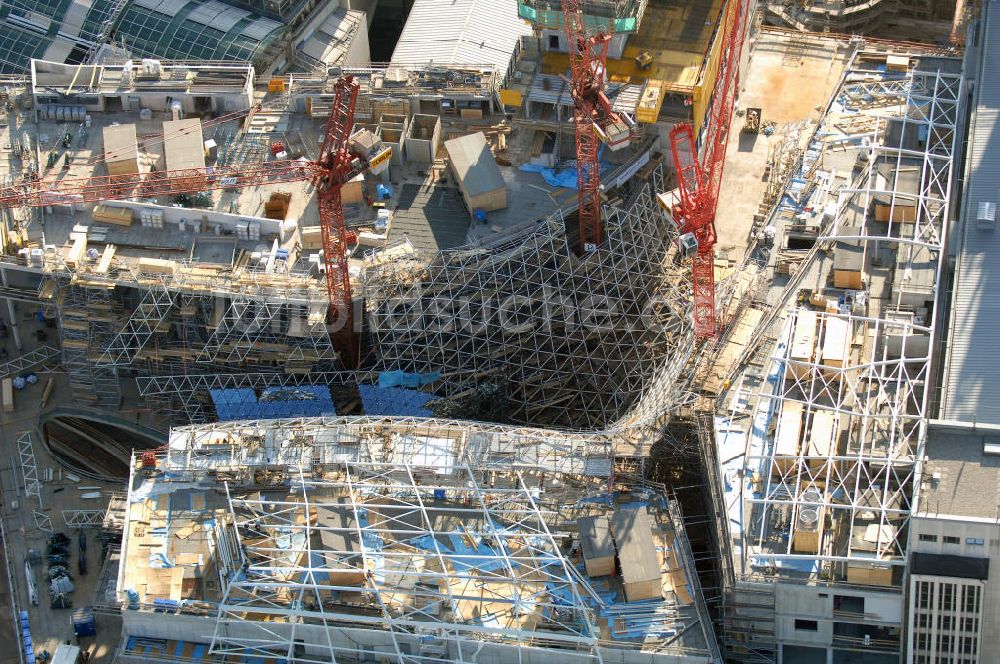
0,267 -> 23,351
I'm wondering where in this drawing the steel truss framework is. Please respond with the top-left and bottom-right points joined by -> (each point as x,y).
161,415 -> 615,478
739,62 -> 960,573
0,345 -> 61,378
195,296 -> 336,365
97,281 -> 177,367
364,163 -> 697,431
17,431 -> 40,499
209,463 -> 607,664
62,509 -> 107,527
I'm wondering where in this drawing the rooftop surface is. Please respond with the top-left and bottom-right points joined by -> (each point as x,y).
390,0 -> 532,73
941,0 -> 1000,425
918,427 -> 1000,521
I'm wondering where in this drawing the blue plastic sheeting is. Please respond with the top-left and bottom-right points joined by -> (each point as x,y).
519,150 -> 611,189
776,557 -> 820,574
359,385 -> 434,417
519,163 -> 580,188
378,369 -> 440,388
408,532 -> 506,572
210,386 -> 335,421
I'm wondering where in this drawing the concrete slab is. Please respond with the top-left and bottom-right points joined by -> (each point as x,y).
715,30 -> 849,258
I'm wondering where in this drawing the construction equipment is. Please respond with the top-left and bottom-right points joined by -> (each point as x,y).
661,0 -> 751,339
743,107 -> 762,134
0,76 -> 388,368
561,0 -> 633,254
634,50 -> 654,70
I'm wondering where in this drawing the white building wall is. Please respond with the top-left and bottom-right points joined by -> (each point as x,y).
908,515 -> 1000,664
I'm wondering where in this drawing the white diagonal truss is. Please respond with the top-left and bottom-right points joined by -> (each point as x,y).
17,432 -> 40,499
97,282 -> 177,366
62,509 -> 107,527
736,61 -> 960,574
0,346 -> 61,378
196,297 -> 336,365
208,462 -> 607,664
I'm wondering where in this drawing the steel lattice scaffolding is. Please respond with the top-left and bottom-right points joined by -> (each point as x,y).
117,416 -> 720,663
209,463 -> 605,664
97,280 -> 177,367
723,56 -> 961,582
364,162 -> 697,431
57,282 -> 121,407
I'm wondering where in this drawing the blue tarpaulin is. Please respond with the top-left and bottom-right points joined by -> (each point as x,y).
210,386 -> 335,421
359,385 -> 434,417
378,370 -> 440,388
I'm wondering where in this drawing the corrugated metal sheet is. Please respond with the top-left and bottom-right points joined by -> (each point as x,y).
943,6 -> 1000,424
390,0 -> 531,73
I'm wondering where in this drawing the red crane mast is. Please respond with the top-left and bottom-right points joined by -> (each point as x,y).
561,0 -> 631,254
0,75 -> 371,367
668,0 -> 751,339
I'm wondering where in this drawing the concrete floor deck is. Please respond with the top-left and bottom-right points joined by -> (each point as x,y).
714,30 -> 850,259
0,309 -> 143,664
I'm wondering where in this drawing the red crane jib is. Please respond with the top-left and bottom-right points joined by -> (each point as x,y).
0,75 -> 372,369
668,0 -> 751,340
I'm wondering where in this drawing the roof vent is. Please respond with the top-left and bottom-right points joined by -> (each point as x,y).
977,201 -> 996,229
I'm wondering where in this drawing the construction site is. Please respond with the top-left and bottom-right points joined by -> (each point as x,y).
0,0 -> 985,662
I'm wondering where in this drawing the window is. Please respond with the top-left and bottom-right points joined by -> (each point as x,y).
939,615 -> 953,631
919,533 -> 938,542
940,584 -> 955,612
919,581 -> 932,609
943,535 -> 961,544
961,636 -> 976,654
548,35 -> 560,49
965,537 -> 984,545
918,613 -> 929,628
963,586 -> 980,614
961,617 -> 978,633
794,619 -> 818,631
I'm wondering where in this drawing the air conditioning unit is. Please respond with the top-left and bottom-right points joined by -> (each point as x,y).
977,201 -> 996,229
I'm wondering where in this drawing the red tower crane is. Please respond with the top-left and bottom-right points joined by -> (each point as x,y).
561,0 -> 631,254
665,0 -> 751,339
0,75 -> 378,368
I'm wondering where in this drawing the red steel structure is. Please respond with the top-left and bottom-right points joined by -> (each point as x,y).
0,76 -> 370,367
562,0 -> 613,254
668,0 -> 751,339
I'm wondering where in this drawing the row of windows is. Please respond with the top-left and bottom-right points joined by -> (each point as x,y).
913,633 -> 978,655
914,614 -> 979,633
915,657 -> 979,664
918,533 -> 988,546
916,581 -> 981,614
